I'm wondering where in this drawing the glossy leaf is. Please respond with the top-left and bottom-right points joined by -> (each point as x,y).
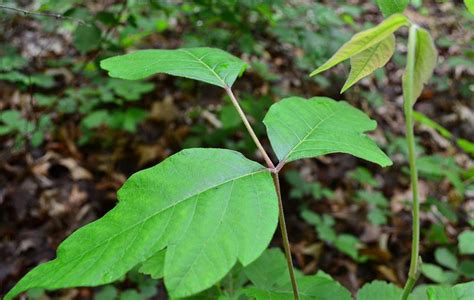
310,14 -> 409,77
376,0 -> 409,16
402,27 -> 437,105
5,149 -> 278,299
243,248 -> 352,300
263,97 -> 392,167
341,34 -> 395,93
100,47 -> 247,88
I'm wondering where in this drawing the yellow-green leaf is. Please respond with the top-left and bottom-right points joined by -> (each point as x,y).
310,14 -> 409,77
341,34 -> 395,93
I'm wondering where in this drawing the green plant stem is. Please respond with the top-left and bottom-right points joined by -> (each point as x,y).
273,172 -> 300,300
225,87 -> 300,299
401,24 -> 421,300
225,87 -> 275,169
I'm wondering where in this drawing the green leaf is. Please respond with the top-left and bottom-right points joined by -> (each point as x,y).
310,14 -> 409,77
375,0 -> 409,16
459,230 -> 474,254
263,97 -> 392,167
73,24 -> 102,54
243,248 -> 352,300
459,260 -> 474,278
357,281 -> 402,300
107,79 -> 154,101
403,26 -> 437,105
100,48 -> 247,88
465,0 -> 474,14
434,248 -> 458,271
421,263 -> 458,284
301,211 -> 337,242
427,281 -> 474,300
335,234 -> 366,261
243,248 -> 295,289
341,34 -> 395,92
95,285 -> 118,300
5,149 -> 278,299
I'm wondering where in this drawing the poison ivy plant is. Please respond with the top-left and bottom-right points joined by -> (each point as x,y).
6,47 -> 392,300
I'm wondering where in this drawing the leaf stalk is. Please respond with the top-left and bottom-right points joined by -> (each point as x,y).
225,87 -> 300,299
225,87 -> 275,169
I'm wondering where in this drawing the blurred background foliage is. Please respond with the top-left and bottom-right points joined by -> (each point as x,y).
0,0 -> 473,299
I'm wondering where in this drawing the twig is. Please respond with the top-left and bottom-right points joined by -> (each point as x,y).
0,4 -> 87,25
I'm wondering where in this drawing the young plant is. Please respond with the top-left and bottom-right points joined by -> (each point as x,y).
5,47 -> 392,299
309,8 -> 439,300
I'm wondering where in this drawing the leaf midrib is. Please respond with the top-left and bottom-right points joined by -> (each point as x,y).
349,41 -> 382,85
178,49 -> 227,87
280,108 -> 337,163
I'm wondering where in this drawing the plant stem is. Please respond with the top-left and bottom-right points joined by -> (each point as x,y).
401,25 -> 421,300
224,87 -> 275,169
273,173 -> 300,300
225,87 -> 300,299
0,4 -> 87,25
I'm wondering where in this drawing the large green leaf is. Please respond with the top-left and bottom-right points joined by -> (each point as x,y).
402,27 -> 437,105
243,248 -> 352,300
5,149 -> 278,299
341,34 -> 395,93
310,14 -> 409,77
375,0 -> 409,16
263,97 -> 392,167
100,47 -> 247,88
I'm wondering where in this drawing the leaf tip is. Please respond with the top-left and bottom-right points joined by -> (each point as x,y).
340,83 -> 351,94
309,68 -> 323,77
379,156 -> 393,168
